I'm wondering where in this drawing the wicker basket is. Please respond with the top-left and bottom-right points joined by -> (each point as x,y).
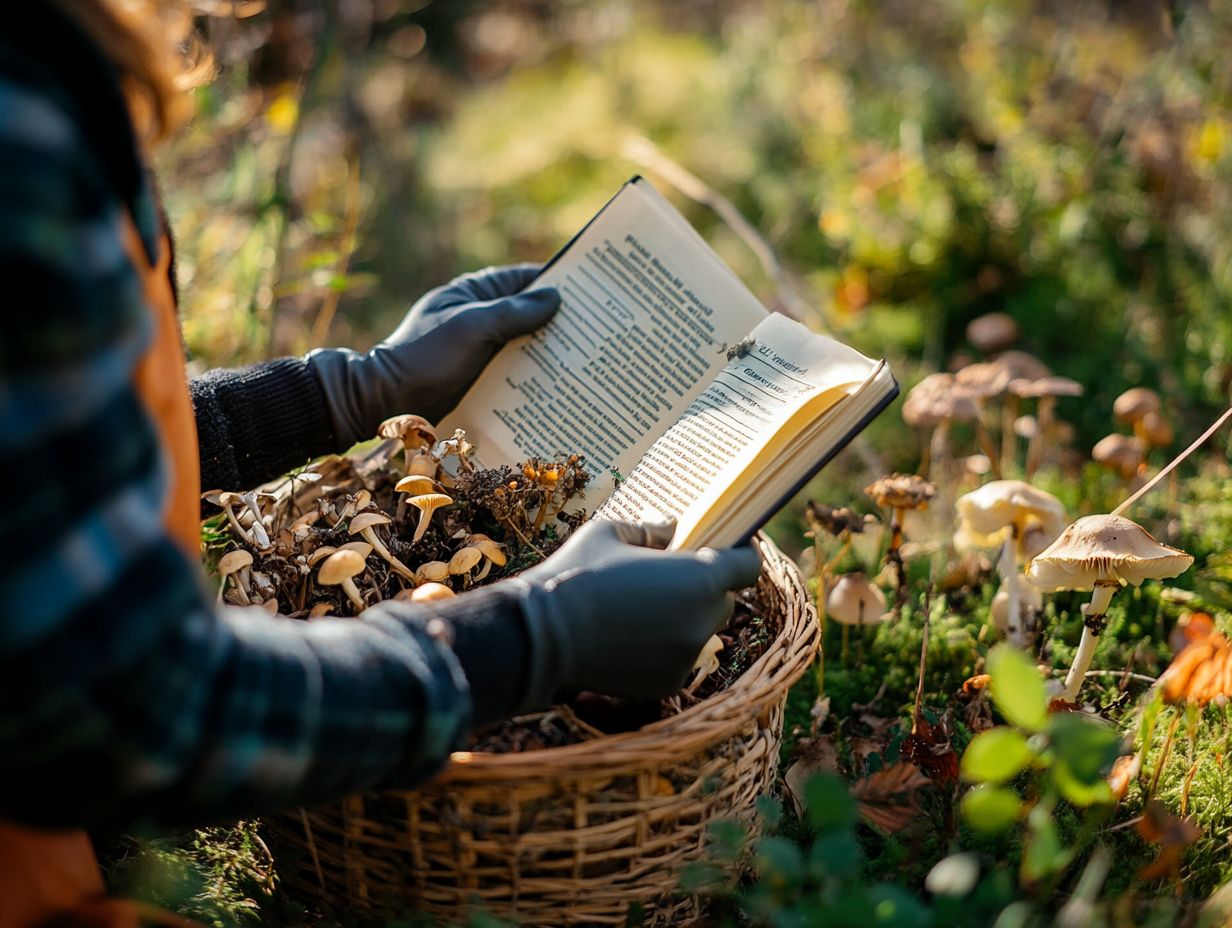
268,533 -> 817,926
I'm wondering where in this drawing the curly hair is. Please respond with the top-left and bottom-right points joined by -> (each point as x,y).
48,0 -> 211,142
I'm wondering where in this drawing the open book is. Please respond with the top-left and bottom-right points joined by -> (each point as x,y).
441,177 -> 898,550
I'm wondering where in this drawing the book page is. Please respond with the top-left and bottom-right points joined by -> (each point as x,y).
440,180 -> 767,506
595,312 -> 879,548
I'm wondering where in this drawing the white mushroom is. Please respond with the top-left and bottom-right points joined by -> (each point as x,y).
217,549 -> 254,605
1027,514 -> 1193,701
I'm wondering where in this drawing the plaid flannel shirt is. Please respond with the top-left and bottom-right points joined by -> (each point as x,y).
0,11 -> 472,831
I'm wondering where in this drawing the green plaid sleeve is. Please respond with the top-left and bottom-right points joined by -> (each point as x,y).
0,74 -> 472,832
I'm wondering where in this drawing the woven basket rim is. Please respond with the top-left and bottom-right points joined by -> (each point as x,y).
437,532 -> 817,781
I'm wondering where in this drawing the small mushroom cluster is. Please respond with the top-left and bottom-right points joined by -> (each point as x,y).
1092,387 -> 1172,488
205,412 -> 590,620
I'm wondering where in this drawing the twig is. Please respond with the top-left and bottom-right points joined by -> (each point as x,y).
912,590 -> 932,727
620,134 -> 815,325
1113,402 -> 1232,516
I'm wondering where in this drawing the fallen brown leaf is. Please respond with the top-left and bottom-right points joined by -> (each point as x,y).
1161,615 -> 1232,706
900,714 -> 959,784
851,761 -> 931,833
1136,799 -> 1202,882
784,735 -> 841,817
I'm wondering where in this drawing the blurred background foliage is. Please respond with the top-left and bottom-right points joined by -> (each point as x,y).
167,0 -> 1232,534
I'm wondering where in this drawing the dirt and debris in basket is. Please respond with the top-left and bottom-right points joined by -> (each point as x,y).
204,415 -> 777,753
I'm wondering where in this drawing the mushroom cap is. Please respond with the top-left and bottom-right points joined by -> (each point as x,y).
337,541 -> 373,558
955,361 -> 1014,398
465,533 -> 508,566
1113,387 -> 1160,423
378,413 -> 436,448
1026,514 -> 1193,591
395,475 -> 437,496
826,573 -> 889,626
408,492 -> 453,513
992,350 -> 1051,382
1008,375 -> 1084,399
966,312 -> 1019,353
955,480 -> 1067,548
864,473 -> 937,510
307,546 -> 338,567
1013,415 -> 1038,439
218,549 -> 254,575
1140,410 -> 1173,448
415,561 -> 451,584
217,491 -> 244,508
353,489 -> 372,511
902,373 -> 981,427
318,549 -> 367,585
350,511 -> 392,534
1092,433 -> 1145,477
448,546 -> 483,574
411,582 -> 456,603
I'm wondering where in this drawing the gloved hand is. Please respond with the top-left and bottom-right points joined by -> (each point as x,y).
509,520 -> 763,706
306,264 -> 560,449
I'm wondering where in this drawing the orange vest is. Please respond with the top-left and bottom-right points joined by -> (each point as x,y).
0,215 -> 201,927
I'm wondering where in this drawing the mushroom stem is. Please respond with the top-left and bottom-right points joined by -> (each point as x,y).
1060,580 -> 1118,701
974,416 -> 1002,479
1025,396 -> 1056,478
888,507 -> 906,608
930,418 -> 952,481
361,529 -> 417,582
239,491 -> 272,548
1001,394 -> 1020,476
220,502 -> 252,545
341,578 -> 365,612
1001,535 -> 1021,647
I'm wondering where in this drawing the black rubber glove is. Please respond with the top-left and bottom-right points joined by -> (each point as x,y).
507,520 -> 763,707
305,264 -> 560,449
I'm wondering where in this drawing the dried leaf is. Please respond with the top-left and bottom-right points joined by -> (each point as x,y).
1108,754 -> 1140,802
1135,799 -> 1202,881
784,736 -> 841,817
851,761 -> 931,833
901,715 -> 959,784
1161,617 -> 1232,706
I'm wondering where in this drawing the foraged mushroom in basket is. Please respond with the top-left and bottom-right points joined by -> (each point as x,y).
217,549 -> 254,605
407,493 -> 454,544
318,549 -> 368,613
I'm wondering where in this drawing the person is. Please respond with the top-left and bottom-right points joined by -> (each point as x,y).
0,2 -> 760,924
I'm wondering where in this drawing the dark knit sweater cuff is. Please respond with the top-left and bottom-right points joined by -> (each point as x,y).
192,357 -> 337,495
436,584 -> 534,728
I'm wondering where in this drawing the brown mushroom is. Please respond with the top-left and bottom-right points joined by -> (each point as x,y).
1092,433 -> 1145,484
378,414 -> 437,473
1113,388 -> 1161,445
407,493 -> 454,544
966,312 -> 1019,354
448,546 -> 483,586
410,582 -> 456,603
902,373 -> 984,478
1009,375 -> 1084,476
864,473 -> 936,602
414,561 -> 451,585
464,533 -> 507,581
217,549 -> 254,605
318,549 -> 367,613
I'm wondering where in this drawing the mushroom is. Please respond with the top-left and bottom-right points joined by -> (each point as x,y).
954,480 -> 1066,648
1009,375 -> 1084,476
966,312 -> 1019,355
1027,514 -> 1193,701
394,475 -> 437,497
1113,387 -> 1161,445
864,473 -> 936,602
448,546 -> 483,586
826,572 -> 889,660
1092,433 -> 1145,485
410,582 -> 456,603
991,575 -> 1044,646
207,491 -> 262,547
1140,410 -> 1173,451
686,634 -> 725,694
317,549 -> 367,613
414,561 -> 451,585
237,491 -> 272,549
407,493 -> 454,544
337,541 -> 373,558
464,533 -> 507,581
217,549 -> 254,605
306,546 -> 338,568
349,511 -> 416,582
378,414 -> 437,473
901,373 -> 984,478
